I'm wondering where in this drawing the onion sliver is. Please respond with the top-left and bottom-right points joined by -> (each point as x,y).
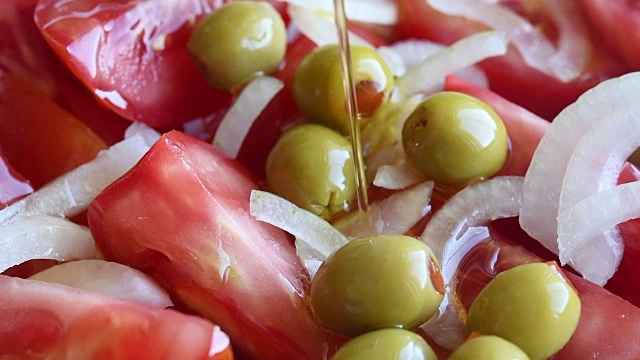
284,0 -> 398,25
250,190 -> 348,277
373,162 -> 425,190
427,0 -> 586,82
419,176 -> 524,349
213,76 -> 283,159
396,30 -> 508,97
520,72 -> 640,254
558,182 -> 640,286
29,259 -> 173,308
0,216 -> 100,273
125,122 -> 162,147
0,135 -> 151,225
333,181 -> 433,238
287,5 -> 372,48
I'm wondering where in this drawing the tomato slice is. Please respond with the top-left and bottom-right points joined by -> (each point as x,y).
34,0 -> 234,129
0,71 -> 107,189
0,275 -> 232,360
88,131 -> 342,359
396,0 -> 626,120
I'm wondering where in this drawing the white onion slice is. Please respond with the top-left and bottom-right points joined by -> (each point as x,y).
287,5 -> 372,48
209,326 -> 231,357
334,181 -> 433,238
378,40 -> 488,88
283,0 -> 398,25
249,190 -> 348,278
427,0 -> 587,82
555,104 -> 640,285
29,259 -> 172,308
213,76 -> 283,159
520,72 -> 640,254
558,182 -> 640,286
0,216 -> 100,273
396,30 -> 508,97
0,135 -> 150,225
125,122 -> 162,147
373,162 -> 425,190
419,176 -> 524,349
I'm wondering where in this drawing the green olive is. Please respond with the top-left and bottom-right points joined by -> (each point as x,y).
265,123 -> 356,219
310,235 -> 445,337
401,91 -> 508,187
449,335 -> 530,360
188,1 -> 286,92
467,263 -> 581,360
294,44 -> 394,135
330,328 -> 437,360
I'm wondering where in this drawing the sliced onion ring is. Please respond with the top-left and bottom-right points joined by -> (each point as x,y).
213,76 -> 283,159
29,259 -> 172,308
520,72 -> 640,254
249,190 -> 348,278
287,5 -> 372,48
373,162 -> 425,190
396,30 -> 508,97
283,0 -> 398,25
0,215 -> 100,273
0,135 -> 151,225
333,181 -> 433,238
419,176 -> 524,349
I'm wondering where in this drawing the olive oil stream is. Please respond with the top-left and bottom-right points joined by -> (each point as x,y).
332,0 -> 370,214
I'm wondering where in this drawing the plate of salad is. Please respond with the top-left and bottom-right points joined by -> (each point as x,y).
2,0 -> 640,359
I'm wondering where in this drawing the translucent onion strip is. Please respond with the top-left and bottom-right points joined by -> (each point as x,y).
396,30 -> 508,97
419,176 -> 524,349
558,182 -> 640,287
124,122 -> 162,147
0,135 -> 151,225
0,216 -> 100,273
520,73 -> 640,254
373,162 -> 425,190
213,76 -> 283,159
249,190 -> 348,277
427,0 -> 588,82
283,0 -> 398,25
333,181 -> 434,238
29,260 -> 173,308
287,5 -> 372,48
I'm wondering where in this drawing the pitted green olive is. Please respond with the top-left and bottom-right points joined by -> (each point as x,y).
188,1 -> 286,92
449,335 -> 530,360
294,44 -> 394,135
402,91 -> 508,187
467,263 -> 581,360
330,328 -> 437,360
310,235 -> 445,337
265,123 -> 355,219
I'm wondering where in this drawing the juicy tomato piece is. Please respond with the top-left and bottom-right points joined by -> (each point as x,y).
396,0 -> 626,120
34,0 -> 234,129
444,76 -> 548,177
0,152 -> 33,209
0,71 -> 106,189
575,0 -> 640,70
0,0 -> 130,144
0,275 -> 232,360
457,237 -> 640,359
87,131 -> 342,359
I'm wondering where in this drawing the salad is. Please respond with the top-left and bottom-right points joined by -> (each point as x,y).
2,0 -> 640,359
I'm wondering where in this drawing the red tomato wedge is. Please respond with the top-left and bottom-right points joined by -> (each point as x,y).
396,0 -> 626,120
0,70 -> 106,189
575,0 -> 640,71
0,275 -> 232,360
87,131 -> 341,359
33,0 -> 234,129
457,238 -> 640,359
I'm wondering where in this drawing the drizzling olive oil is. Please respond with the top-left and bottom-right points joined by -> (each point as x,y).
332,0 -> 369,213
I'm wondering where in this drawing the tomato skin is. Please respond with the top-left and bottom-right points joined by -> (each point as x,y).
0,275 -> 230,360
34,0 -> 234,129
396,0 -> 626,120
0,71 -> 107,189
88,131 -> 341,359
